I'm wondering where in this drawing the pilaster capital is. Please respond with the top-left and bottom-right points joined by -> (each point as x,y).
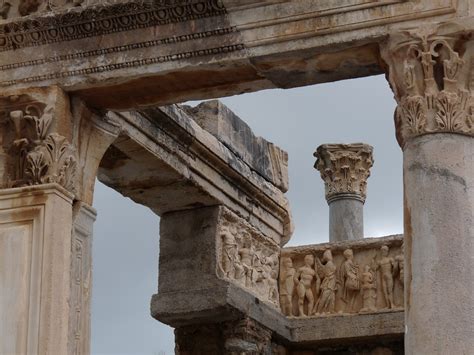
314,143 -> 374,204
0,87 -> 121,203
381,21 -> 474,148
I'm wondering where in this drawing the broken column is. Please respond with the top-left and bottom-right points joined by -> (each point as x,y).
314,143 -> 374,242
382,23 -> 474,354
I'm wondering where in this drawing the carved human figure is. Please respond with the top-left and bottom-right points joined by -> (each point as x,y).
268,270 -> 279,306
295,254 -> 317,317
360,265 -> 377,313
238,239 -> 254,287
394,242 -> 404,288
220,228 -> 238,278
280,257 -> 296,316
373,245 -> 395,309
313,249 -> 337,314
339,249 -> 360,313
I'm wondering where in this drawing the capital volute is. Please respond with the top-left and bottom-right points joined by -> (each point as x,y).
314,143 -> 374,204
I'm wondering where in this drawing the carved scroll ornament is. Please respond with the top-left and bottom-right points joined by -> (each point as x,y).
0,95 -> 77,192
314,143 -> 374,203
383,24 -> 474,148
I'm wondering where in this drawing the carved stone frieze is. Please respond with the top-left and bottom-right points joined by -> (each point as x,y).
280,236 -> 404,317
0,94 -> 77,192
217,209 -> 280,308
0,0 -> 226,51
382,23 -> 474,148
314,143 -> 374,203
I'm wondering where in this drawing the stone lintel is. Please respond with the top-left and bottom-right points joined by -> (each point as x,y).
0,1 -> 467,109
100,104 -> 292,245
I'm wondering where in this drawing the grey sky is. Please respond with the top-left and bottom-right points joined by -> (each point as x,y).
91,74 -> 402,354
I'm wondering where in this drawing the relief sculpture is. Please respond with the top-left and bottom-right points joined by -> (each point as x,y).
313,249 -> 338,315
280,236 -> 404,317
372,245 -> 395,309
218,211 -> 280,308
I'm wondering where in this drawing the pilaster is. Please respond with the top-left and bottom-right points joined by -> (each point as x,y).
0,86 -> 120,354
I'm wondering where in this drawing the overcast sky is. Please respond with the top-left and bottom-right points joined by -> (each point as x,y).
91,74 -> 402,354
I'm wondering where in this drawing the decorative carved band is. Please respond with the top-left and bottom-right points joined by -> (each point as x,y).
0,0 -> 226,51
280,236 -> 404,317
0,27 -> 237,71
0,43 -> 244,87
0,95 -> 77,192
314,143 -> 374,203
382,24 -> 474,148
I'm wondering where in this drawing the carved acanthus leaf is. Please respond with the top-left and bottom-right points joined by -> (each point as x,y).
25,133 -> 77,191
314,143 -> 374,203
384,25 -> 474,147
0,96 -> 77,193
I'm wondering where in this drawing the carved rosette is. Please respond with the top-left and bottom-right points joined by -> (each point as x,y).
382,23 -> 474,148
0,95 -> 77,193
314,143 -> 374,203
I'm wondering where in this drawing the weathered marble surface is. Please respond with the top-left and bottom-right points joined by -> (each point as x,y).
100,103 -> 293,245
184,100 -> 289,192
0,0 -> 468,109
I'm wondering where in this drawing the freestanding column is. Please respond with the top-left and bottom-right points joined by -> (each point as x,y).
382,24 -> 474,354
314,143 -> 374,242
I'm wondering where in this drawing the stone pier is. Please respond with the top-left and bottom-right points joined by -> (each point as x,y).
382,24 -> 474,354
314,144 -> 374,242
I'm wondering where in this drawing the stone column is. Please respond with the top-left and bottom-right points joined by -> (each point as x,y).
314,143 -> 374,242
0,87 -> 120,354
382,23 -> 474,354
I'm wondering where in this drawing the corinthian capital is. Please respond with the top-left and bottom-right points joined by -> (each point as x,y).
381,22 -> 474,148
314,143 -> 374,203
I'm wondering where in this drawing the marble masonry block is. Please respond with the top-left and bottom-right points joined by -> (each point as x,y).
280,235 -> 404,318
184,100 -> 289,192
152,205 -> 281,326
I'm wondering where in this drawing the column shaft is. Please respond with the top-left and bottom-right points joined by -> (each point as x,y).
329,197 -> 364,242
404,134 -> 474,354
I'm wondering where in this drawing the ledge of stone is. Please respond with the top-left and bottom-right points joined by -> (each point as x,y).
151,281 -> 404,346
288,310 -> 404,346
183,100 -> 289,193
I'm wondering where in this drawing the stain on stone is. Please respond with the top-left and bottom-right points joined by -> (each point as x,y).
408,162 -> 467,189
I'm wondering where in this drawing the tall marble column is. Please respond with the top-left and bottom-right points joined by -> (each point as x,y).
314,143 -> 374,242
0,87 -> 120,354
382,23 -> 474,354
